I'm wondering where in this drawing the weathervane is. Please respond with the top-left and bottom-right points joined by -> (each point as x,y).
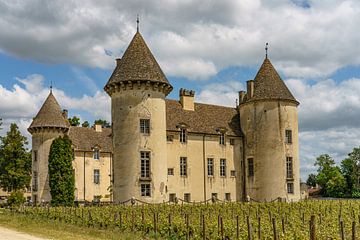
265,42 -> 269,59
136,14 -> 139,32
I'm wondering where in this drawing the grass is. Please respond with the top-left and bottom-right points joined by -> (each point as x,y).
0,208 -> 153,240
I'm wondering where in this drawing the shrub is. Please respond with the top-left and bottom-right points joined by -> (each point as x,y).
7,191 -> 25,206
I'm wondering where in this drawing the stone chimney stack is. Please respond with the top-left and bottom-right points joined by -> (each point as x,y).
116,58 -> 121,66
62,109 -> 68,119
239,91 -> 246,104
246,80 -> 254,99
179,88 -> 195,111
94,124 -> 102,132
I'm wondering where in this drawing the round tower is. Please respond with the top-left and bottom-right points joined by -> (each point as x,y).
28,92 -> 70,204
239,57 -> 300,202
104,31 -> 172,203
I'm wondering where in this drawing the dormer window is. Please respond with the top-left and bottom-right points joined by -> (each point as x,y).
219,133 -> 225,145
180,129 -> 187,143
93,149 -> 100,160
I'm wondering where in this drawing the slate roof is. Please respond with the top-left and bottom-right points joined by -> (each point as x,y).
104,31 -> 172,92
165,99 -> 242,136
249,58 -> 298,103
28,92 -> 70,132
68,127 -> 112,152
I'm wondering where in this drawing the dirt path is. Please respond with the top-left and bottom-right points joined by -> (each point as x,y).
0,226 -> 47,240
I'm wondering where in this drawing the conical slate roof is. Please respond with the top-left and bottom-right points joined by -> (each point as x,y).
251,58 -> 298,103
105,31 -> 172,92
28,92 -> 70,132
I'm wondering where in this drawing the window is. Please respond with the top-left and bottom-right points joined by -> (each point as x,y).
140,119 -> 150,134
141,151 -> 150,178
167,135 -> 174,142
184,193 -> 191,202
219,133 -> 225,145
212,193 -> 218,199
220,159 -> 226,177
33,171 -> 38,191
169,193 -> 176,202
230,139 -> 235,145
248,158 -> 254,177
230,170 -> 236,177
141,184 -> 151,197
207,158 -> 214,176
93,149 -> 100,160
94,169 -> 100,184
225,193 -> 231,201
180,157 -> 187,177
180,129 -> 187,143
167,168 -> 174,176
285,130 -> 292,144
287,182 -> 294,194
33,150 -> 38,162
286,157 -> 293,179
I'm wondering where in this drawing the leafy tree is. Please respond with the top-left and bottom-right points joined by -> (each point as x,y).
326,170 -> 346,197
341,147 -> 360,195
0,118 -> 2,131
48,135 -> 75,206
7,190 -> 26,206
81,121 -> 90,128
68,116 -> 80,126
306,173 -> 317,187
0,123 -> 31,192
94,119 -> 111,128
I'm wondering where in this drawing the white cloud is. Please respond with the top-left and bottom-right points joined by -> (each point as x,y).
1,1 -> 360,79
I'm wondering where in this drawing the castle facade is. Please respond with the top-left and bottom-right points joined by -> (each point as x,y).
29,29 -> 300,203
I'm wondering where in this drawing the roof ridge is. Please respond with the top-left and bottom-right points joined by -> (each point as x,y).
165,98 -> 237,110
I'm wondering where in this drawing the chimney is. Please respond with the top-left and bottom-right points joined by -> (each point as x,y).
246,80 -> 254,99
116,58 -> 121,66
179,88 -> 195,111
62,109 -> 68,119
239,91 -> 246,104
94,124 -> 102,132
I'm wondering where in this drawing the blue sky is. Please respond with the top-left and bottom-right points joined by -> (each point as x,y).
1,0 -> 360,180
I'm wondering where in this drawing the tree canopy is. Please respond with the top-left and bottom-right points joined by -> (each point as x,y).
0,123 -> 31,192
68,116 -> 80,126
48,135 -> 75,206
94,119 -> 111,128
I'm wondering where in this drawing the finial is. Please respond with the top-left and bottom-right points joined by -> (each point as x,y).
265,42 -> 269,59
50,81 -> 53,93
136,14 -> 139,32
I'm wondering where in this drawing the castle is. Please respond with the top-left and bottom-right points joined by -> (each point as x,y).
28,29 -> 300,203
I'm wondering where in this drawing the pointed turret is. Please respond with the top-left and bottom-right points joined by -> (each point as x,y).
104,31 -> 172,96
244,58 -> 298,104
28,92 -> 69,133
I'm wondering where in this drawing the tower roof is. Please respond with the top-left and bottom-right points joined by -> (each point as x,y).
28,92 -> 70,132
104,31 -> 172,94
251,58 -> 298,103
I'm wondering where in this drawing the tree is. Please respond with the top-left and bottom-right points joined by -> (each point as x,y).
94,119 -> 111,128
341,147 -> 360,195
306,173 -> 317,187
0,123 -> 31,192
0,118 -> 2,131
68,116 -> 80,126
48,135 -> 75,206
81,121 -> 90,128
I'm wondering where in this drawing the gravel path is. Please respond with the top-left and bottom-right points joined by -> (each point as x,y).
0,226 -> 48,240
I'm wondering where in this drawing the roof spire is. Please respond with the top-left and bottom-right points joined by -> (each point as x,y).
136,14 -> 139,32
50,81 -> 53,93
265,42 -> 269,59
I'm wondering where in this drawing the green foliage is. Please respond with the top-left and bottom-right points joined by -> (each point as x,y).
94,119 -> 111,128
0,123 -> 31,192
341,147 -> 360,195
306,173 -> 317,187
81,121 -> 90,128
48,135 -> 75,206
325,170 -> 346,197
7,190 -> 25,206
0,118 -> 2,131
68,116 -> 80,126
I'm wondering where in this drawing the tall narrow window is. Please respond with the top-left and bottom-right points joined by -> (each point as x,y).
225,193 -> 231,201
33,171 -> 38,191
169,193 -> 176,202
220,159 -> 226,177
286,157 -> 293,179
93,149 -> 100,160
180,129 -> 187,143
248,158 -> 254,177
94,169 -> 100,184
184,193 -> 191,202
287,182 -> 294,194
180,157 -> 187,177
33,150 -> 38,162
285,130 -> 292,144
207,158 -> 214,176
219,133 -> 225,145
140,119 -> 150,134
141,151 -> 150,178
141,184 -> 151,196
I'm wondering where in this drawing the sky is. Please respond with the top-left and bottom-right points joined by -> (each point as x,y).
1,0 -> 360,180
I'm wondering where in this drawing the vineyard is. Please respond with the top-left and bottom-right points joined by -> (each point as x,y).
12,200 -> 360,239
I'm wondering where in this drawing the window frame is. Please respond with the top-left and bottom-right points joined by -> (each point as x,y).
248,158 -> 254,177
230,170 -> 236,177
94,169 -> 100,184
141,183 -> 151,197
140,119 -> 150,134
287,182 -> 294,194
93,149 -> 100,160
207,158 -> 214,176
184,193 -> 191,202
220,158 -> 226,177
286,157 -> 293,179
219,133 -> 225,145
179,129 -> 187,143
33,150 -> 38,162
167,168 -> 174,176
285,129 -> 292,144
180,157 -> 187,177
225,193 -> 231,201
140,151 -> 151,178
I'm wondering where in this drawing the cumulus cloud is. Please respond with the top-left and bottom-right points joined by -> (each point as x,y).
1,1 -> 360,79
